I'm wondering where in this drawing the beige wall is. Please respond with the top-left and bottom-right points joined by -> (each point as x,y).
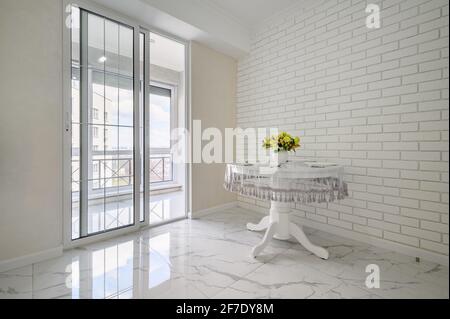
191,42 -> 237,213
0,0 -> 63,263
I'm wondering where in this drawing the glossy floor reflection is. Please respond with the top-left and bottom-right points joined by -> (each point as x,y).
149,190 -> 186,224
0,207 -> 448,299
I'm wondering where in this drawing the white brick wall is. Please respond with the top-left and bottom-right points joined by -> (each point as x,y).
236,0 -> 449,258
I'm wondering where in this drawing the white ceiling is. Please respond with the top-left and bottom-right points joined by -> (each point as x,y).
93,0 -> 303,58
150,33 -> 185,72
208,0 -> 301,31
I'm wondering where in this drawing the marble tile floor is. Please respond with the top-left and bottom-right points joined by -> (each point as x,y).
0,207 -> 448,299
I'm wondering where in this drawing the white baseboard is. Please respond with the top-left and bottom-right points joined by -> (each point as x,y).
238,202 -> 449,266
0,246 -> 63,273
192,201 -> 238,219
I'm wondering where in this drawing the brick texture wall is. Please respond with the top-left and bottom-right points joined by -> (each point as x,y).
236,0 -> 449,260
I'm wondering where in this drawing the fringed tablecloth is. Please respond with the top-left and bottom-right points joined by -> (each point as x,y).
224,161 -> 348,204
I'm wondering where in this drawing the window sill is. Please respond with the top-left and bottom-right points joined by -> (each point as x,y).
150,183 -> 183,195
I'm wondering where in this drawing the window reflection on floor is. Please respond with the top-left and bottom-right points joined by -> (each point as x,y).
91,240 -> 134,299
149,233 -> 171,289
67,232 -> 172,299
150,191 -> 185,224
68,193 -> 181,298
70,258 -> 80,299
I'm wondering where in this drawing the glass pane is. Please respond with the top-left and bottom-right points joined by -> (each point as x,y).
105,74 -> 119,126
149,156 -> 161,183
72,124 -> 80,174
164,155 -> 172,181
71,11 -> 136,238
118,126 -> 134,194
119,78 -> 134,127
118,159 -> 132,179
119,126 -> 133,155
119,25 -> 133,77
105,20 -> 119,74
105,125 -> 119,163
72,165 -> 80,187
72,195 -> 80,240
105,191 -> 119,231
72,101 -> 81,242
88,124 -> 105,179
118,199 -> 134,227
148,32 -> 186,225
150,87 -> 171,149
88,180 -> 105,234
91,71 -> 105,125
71,6 -> 80,67
72,67 -> 80,123
70,7 -> 149,240
71,145 -> 80,240
88,14 -> 105,70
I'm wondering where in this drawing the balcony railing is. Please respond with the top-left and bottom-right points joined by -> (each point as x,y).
71,154 -> 173,193
149,155 -> 173,183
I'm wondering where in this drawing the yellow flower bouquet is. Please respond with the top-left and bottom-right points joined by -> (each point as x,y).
262,132 -> 300,153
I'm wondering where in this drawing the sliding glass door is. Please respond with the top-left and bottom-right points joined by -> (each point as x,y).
148,32 -> 187,225
149,84 -> 174,184
66,3 -> 188,245
70,7 -> 139,240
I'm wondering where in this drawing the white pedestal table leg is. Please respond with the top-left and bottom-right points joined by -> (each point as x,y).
249,201 -> 329,259
246,216 -> 270,232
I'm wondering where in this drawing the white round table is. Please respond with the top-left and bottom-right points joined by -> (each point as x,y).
224,161 -> 348,259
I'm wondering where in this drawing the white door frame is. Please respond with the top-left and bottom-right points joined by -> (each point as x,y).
62,0 -> 191,249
